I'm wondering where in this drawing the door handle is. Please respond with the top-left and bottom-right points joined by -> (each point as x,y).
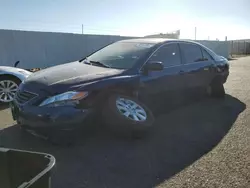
204,67 -> 209,71
179,70 -> 185,74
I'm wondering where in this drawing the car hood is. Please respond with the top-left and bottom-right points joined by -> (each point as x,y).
23,61 -> 126,93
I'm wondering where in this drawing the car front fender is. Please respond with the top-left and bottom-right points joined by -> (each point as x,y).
0,69 -> 32,81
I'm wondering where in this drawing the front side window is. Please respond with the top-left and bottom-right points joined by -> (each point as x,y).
148,43 -> 181,67
202,48 -> 213,61
180,43 -> 203,64
85,42 -> 155,69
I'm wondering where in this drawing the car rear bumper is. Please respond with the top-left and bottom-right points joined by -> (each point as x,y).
10,101 -> 94,131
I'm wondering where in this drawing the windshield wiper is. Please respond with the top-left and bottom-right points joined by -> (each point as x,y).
82,59 -> 109,68
89,61 -> 110,68
79,58 -> 110,68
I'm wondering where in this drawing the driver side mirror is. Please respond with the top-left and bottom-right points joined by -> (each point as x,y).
144,61 -> 164,72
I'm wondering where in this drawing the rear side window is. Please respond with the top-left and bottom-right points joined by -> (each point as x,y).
180,43 -> 203,64
149,43 -> 181,67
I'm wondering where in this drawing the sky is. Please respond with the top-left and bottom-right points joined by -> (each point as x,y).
1,0 -> 250,40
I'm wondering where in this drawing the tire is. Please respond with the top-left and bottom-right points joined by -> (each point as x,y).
0,76 -> 21,103
207,82 -> 225,98
102,94 -> 155,137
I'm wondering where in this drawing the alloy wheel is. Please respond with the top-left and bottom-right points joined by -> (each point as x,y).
0,80 -> 18,103
116,97 -> 147,122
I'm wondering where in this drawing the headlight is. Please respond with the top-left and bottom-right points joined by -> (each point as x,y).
39,91 -> 88,107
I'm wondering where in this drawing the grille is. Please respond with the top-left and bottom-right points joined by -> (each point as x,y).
15,90 -> 38,104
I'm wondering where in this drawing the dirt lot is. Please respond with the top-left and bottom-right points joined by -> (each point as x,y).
0,57 -> 250,188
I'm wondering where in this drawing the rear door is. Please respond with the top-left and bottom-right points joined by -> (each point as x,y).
179,42 -> 215,90
139,43 -> 185,107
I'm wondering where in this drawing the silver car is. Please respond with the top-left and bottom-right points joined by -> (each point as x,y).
0,66 -> 31,103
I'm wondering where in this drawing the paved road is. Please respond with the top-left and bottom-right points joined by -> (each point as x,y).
0,57 -> 249,188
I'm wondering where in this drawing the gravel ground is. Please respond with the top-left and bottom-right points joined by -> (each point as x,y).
159,57 -> 250,188
0,57 -> 249,188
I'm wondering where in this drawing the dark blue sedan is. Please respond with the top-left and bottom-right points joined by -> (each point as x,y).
10,38 -> 229,137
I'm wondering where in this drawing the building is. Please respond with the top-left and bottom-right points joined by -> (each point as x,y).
144,30 -> 180,39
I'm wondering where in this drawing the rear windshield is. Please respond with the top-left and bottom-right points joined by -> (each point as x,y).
86,42 -> 155,69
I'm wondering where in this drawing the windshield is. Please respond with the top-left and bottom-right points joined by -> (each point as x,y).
85,42 -> 155,69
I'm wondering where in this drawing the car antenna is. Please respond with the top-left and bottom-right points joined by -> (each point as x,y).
14,61 -> 20,67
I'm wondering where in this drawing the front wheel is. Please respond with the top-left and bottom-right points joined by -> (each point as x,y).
102,94 -> 155,137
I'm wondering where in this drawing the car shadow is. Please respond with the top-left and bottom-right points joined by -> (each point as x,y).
0,103 -> 9,111
0,94 -> 245,188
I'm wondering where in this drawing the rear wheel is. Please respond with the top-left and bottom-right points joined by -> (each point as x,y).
0,76 -> 20,103
102,94 -> 155,137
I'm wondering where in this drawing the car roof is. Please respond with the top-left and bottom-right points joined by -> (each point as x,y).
118,38 -> 173,44
118,38 -> 202,45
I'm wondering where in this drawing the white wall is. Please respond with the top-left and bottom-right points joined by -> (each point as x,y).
0,30 -> 134,69
0,30 -> 230,69
198,40 -> 230,58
